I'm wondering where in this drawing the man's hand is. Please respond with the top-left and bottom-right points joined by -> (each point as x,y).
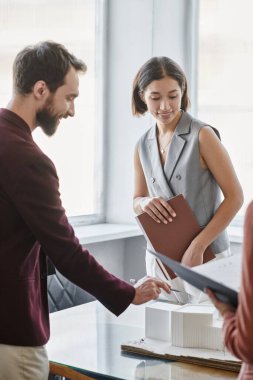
205,288 -> 235,316
132,277 -> 171,305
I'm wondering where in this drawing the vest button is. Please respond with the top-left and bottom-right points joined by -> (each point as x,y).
176,174 -> 181,180
150,177 -> 156,183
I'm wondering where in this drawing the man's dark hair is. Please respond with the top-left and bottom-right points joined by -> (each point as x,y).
13,41 -> 87,94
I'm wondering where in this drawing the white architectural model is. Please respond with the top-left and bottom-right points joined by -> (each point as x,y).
171,304 -> 224,350
145,302 -> 224,351
145,256 -> 242,351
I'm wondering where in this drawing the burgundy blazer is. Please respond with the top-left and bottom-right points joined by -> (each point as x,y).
0,108 -> 135,346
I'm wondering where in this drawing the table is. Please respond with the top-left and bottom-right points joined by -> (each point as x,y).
47,301 -> 238,380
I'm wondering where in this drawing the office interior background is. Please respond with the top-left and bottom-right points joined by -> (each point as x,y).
0,0 -> 249,282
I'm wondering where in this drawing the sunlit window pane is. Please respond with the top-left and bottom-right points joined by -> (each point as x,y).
0,0 -> 98,217
198,0 -> 253,216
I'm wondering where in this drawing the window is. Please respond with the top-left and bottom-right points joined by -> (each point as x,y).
198,0 -> 253,219
0,0 -> 104,222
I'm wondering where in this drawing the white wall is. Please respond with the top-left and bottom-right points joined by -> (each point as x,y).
86,236 -> 147,281
85,240 -> 125,278
105,0 -> 190,223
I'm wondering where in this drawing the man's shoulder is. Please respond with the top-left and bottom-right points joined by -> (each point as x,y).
0,127 -> 55,176
0,127 -> 40,158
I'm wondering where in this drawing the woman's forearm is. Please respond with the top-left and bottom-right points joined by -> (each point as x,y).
193,192 -> 243,250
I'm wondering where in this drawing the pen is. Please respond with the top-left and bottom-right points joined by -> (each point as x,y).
130,279 -> 182,293
170,288 -> 182,293
155,258 -> 181,302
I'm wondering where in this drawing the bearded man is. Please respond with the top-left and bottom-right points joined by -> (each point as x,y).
0,41 -> 170,380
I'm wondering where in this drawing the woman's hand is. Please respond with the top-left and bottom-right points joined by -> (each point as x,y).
139,196 -> 176,224
181,240 -> 205,267
205,288 -> 235,316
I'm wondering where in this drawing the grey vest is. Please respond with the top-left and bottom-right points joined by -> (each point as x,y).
137,111 -> 229,254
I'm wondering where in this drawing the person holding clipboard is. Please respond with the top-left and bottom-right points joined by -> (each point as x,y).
206,201 -> 253,380
132,56 -> 243,300
151,211 -> 251,380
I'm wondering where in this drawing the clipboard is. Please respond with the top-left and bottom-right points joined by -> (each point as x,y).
136,194 -> 215,279
151,250 -> 238,308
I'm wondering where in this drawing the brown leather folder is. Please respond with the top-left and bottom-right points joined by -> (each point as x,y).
136,194 -> 215,279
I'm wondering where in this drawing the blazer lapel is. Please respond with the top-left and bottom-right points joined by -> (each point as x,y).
147,125 -> 174,198
146,112 -> 192,197
164,111 -> 192,184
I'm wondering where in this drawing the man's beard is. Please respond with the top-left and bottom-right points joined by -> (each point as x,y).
36,97 -> 59,136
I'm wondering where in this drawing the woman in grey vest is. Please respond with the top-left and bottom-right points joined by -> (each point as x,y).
132,57 -> 243,302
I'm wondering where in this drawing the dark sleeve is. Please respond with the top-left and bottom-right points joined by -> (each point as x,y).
223,202 -> 253,363
10,154 -> 135,316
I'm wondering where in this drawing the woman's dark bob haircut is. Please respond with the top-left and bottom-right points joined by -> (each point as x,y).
132,56 -> 190,116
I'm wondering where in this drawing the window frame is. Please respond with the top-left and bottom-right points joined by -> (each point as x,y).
69,0 -> 107,227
